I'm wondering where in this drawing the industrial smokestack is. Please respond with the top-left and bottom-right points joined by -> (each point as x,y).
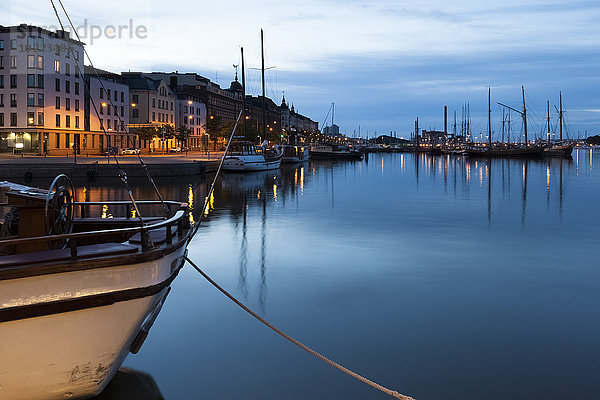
444,105 -> 447,134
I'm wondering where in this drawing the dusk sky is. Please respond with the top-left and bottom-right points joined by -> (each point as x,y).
8,0 -> 600,140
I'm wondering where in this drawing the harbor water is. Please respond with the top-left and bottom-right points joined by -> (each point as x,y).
80,149 -> 600,399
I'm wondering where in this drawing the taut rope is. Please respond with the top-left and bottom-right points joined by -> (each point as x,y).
185,256 -> 414,400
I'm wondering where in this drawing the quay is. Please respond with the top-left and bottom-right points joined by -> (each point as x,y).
0,152 -> 224,180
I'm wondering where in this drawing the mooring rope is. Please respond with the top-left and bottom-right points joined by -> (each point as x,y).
184,256 -> 414,400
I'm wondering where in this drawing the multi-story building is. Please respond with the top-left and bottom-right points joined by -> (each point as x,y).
84,66 -> 131,153
174,85 -> 206,150
279,96 -> 319,138
145,72 -> 243,124
121,72 -> 175,152
0,24 -> 85,155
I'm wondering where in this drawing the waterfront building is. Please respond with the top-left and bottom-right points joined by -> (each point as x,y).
245,94 -> 282,140
279,96 -> 319,139
0,24 -> 85,155
83,66 -> 131,153
120,72 -> 176,152
144,72 -> 242,124
173,85 -> 206,151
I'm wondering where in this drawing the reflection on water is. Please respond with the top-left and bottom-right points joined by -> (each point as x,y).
13,150 -> 599,400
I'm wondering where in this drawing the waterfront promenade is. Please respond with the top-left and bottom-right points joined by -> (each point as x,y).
0,151 -> 226,179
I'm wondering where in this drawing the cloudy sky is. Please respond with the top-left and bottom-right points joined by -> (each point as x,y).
8,0 -> 600,139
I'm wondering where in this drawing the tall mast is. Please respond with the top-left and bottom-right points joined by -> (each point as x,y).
332,102 -> 335,127
508,110 -> 511,144
547,99 -> 551,142
502,109 -> 505,143
415,117 -> 419,150
453,110 -> 457,136
488,87 -> 492,149
261,29 -> 266,140
559,91 -> 563,141
522,86 -> 528,145
241,47 -> 246,139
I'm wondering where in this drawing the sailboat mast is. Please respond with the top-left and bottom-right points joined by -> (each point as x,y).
488,87 -> 492,149
547,99 -> 551,142
332,102 -> 335,127
559,91 -> 563,141
502,109 -> 505,143
261,29 -> 266,140
522,86 -> 528,145
241,47 -> 246,139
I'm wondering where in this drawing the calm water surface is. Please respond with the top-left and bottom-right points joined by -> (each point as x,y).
83,150 -> 599,399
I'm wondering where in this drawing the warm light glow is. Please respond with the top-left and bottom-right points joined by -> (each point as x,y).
188,185 -> 195,225
131,103 -> 137,107
189,115 -> 193,119
101,102 -> 107,107
210,115 -> 214,119
273,184 -> 278,201
257,190 -> 261,199
188,100 -> 193,104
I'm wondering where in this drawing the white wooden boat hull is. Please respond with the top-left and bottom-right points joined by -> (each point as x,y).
0,246 -> 186,400
222,156 -> 282,171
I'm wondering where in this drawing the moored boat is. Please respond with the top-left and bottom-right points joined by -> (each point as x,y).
223,141 -> 283,171
281,144 -> 310,163
310,144 -> 364,160
0,175 -> 191,400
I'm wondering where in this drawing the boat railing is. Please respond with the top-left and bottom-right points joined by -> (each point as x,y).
0,200 -> 190,256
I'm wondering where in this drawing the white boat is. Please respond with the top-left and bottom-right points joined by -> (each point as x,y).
310,144 -> 364,160
222,141 -> 283,171
0,175 -> 191,400
281,144 -> 310,163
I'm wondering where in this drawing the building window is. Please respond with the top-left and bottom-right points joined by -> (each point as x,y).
38,112 -> 44,125
75,82 -> 79,95
132,94 -> 138,103
56,97 -> 60,109
75,68 -> 79,78
10,56 -> 17,68
120,106 -> 124,116
107,89 -> 111,99
55,60 -> 60,73
65,133 -> 70,149
152,112 -> 155,121
74,50 -> 79,60
10,40 -> 17,50
65,63 -> 70,76
114,91 -> 117,102
0,40 -> 4,50
107,119 -> 111,129
10,75 -> 17,88
75,99 -> 79,111
56,133 -> 60,148
28,55 -> 35,68
27,93 -> 35,106
38,93 -> 44,106
121,92 -> 124,102
55,78 -> 60,91
100,105 -> 104,115
37,55 -> 44,69
27,112 -> 35,126
55,45 -> 60,56
132,109 -> 139,118
66,115 -> 71,128
56,114 -> 61,127
27,36 -> 36,49
10,94 -> 17,107
10,113 -> 17,126
75,116 -> 79,128
37,38 -> 44,50
0,113 -> 3,126
65,80 -> 70,93
152,98 -> 155,108
37,74 -> 44,88
65,98 -> 70,111
100,88 -> 104,99
107,105 -> 111,115
27,74 -> 35,88
0,56 -> 3,69
0,76 -> 3,88
0,94 -> 3,106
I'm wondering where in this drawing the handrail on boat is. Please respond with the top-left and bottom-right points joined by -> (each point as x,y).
0,202 -> 191,255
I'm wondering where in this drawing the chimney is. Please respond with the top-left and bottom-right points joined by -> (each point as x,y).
444,105 -> 447,134
169,76 -> 177,89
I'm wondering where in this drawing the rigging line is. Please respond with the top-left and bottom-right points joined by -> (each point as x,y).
49,0 -> 145,224
55,0 -> 169,215
188,110 -> 243,242
185,257 -> 414,400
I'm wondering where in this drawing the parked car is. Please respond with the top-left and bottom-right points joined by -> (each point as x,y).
169,147 -> 182,153
121,148 -> 140,155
